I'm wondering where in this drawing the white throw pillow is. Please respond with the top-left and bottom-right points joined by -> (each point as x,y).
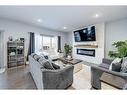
109,58 -> 122,70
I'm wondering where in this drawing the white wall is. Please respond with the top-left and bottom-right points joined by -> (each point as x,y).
1,18 -> 126,67
0,18 -> 67,68
67,23 -> 105,64
0,31 -> 4,68
0,32 -> 1,68
105,18 -> 127,58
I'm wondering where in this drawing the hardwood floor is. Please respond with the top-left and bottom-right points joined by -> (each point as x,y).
0,65 -> 37,89
0,64 -> 91,89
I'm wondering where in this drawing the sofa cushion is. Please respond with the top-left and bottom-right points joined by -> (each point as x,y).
109,58 -> 122,71
121,57 -> 127,73
99,63 -> 110,69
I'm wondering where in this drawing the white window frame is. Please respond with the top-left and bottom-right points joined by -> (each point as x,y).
41,35 -> 57,53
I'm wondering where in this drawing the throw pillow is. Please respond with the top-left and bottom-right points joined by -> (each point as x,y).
109,58 -> 122,71
39,59 -> 55,70
121,57 -> 127,73
44,55 -> 49,59
33,54 -> 40,61
38,56 -> 45,63
43,61 -> 55,70
31,53 -> 36,57
112,62 -> 121,72
52,63 -> 60,69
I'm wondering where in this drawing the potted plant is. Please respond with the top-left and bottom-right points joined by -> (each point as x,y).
108,40 -> 127,58
64,44 -> 72,58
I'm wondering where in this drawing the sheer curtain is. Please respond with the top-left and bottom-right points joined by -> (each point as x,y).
0,31 -> 5,73
35,33 -> 42,54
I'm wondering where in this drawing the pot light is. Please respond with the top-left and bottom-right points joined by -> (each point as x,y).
95,14 -> 99,18
63,27 -> 67,29
93,13 -> 101,18
37,19 -> 42,22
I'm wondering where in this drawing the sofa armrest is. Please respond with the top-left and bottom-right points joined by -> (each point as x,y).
92,65 -> 127,79
41,65 -> 74,89
123,83 -> 127,90
102,58 -> 113,64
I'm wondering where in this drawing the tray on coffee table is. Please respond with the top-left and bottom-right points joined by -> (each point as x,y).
57,57 -> 82,65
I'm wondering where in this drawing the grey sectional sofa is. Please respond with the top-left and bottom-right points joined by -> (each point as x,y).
91,58 -> 127,89
29,55 -> 74,89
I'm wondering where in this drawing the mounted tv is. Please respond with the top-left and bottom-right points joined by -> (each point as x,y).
74,26 -> 96,42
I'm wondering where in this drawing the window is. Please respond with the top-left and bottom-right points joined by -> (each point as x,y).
41,35 -> 57,53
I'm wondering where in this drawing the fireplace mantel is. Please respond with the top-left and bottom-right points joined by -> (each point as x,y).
74,44 -> 98,48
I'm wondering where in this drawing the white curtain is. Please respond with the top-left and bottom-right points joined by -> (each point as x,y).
0,31 -> 4,69
35,33 -> 42,54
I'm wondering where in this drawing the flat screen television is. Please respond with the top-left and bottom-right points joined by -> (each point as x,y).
74,26 -> 96,42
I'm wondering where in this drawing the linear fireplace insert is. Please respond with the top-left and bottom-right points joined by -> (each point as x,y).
77,49 -> 95,57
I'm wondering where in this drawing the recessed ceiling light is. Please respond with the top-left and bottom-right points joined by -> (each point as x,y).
37,19 -> 42,22
94,14 -> 100,18
63,27 -> 67,29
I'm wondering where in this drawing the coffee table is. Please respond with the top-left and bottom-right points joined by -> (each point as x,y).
100,72 -> 126,89
57,57 -> 82,65
56,57 -> 83,73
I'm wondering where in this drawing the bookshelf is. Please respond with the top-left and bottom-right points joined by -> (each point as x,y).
7,41 -> 25,68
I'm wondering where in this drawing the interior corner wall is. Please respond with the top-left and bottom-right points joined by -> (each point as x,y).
105,18 -> 127,58
66,32 -> 73,46
0,18 -> 68,68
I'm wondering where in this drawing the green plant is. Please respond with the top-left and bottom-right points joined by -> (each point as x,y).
108,40 -> 127,58
64,44 -> 72,56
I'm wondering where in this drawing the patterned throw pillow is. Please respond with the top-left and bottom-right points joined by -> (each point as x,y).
121,57 -> 127,73
33,54 -> 40,61
38,58 -> 54,70
43,61 -> 55,70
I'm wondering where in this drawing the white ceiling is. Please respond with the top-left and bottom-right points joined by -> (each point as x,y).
0,6 -> 127,32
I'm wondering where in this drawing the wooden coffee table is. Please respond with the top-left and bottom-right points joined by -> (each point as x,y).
100,72 -> 127,89
56,57 -> 83,73
57,57 -> 82,65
